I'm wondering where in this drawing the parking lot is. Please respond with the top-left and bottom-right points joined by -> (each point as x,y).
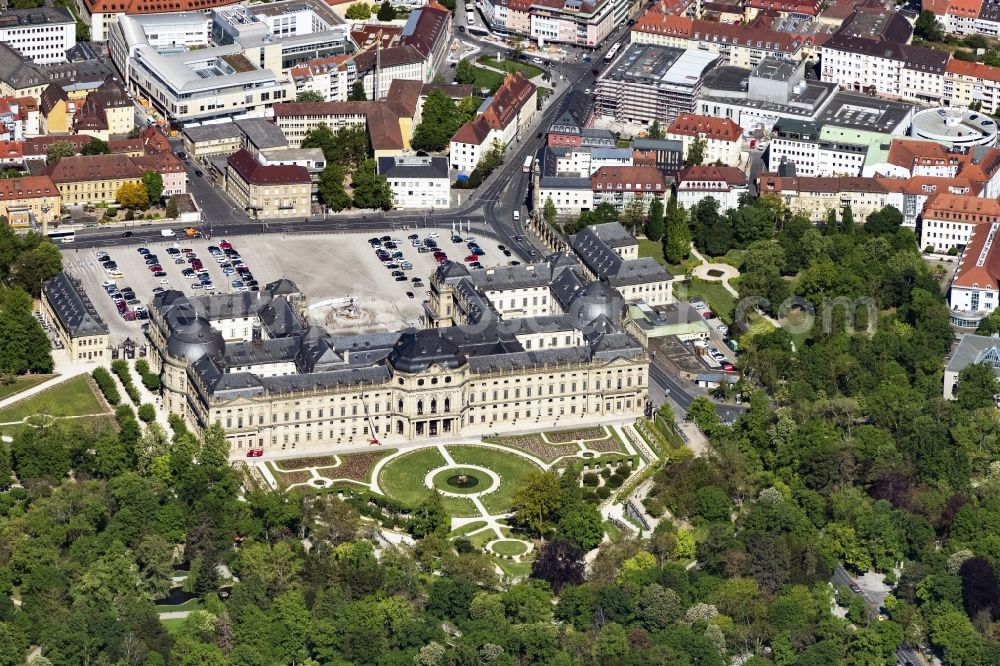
62,228 -> 515,342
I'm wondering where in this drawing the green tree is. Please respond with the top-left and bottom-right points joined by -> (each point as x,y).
411,90 -> 463,152
685,136 -> 706,166
165,196 -> 179,219
46,140 -> 76,164
348,80 -> 367,101
543,196 -> 557,226
915,10 -> 945,42
200,422 -> 231,472
512,471 -> 562,535
141,171 -> 164,203
296,90 -> 324,102
10,243 -> 62,297
556,502 -> 603,551
841,205 -> 855,234
350,158 -> 393,210
663,196 -> 691,263
318,164 -> 351,211
638,584 -> 683,631
345,2 -> 371,19
81,138 -> 109,155
137,403 -> 156,423
376,0 -> 396,20
687,396 -> 721,436
646,197 -> 665,241
410,489 -> 449,538
648,119 -> 664,139
455,59 -> 477,85
956,363 -> 999,411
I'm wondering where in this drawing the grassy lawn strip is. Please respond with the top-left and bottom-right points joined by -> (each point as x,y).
496,559 -> 533,579
477,55 -> 544,78
468,66 -> 504,91
441,496 -> 479,518
447,445 -> 541,514
0,375 -> 105,423
0,374 -> 55,402
603,520 -> 621,543
155,598 -> 203,613
638,239 -> 694,275
451,520 -> 488,537
160,618 -> 187,634
378,447 -> 447,506
469,529 -> 496,550
491,540 -> 528,557
686,277 -> 736,324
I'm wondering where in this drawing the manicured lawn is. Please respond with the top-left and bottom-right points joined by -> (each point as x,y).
467,66 -> 505,92
378,447 -> 447,506
603,520 -> 621,543
441,496 -> 480,518
477,56 -> 544,78
491,540 -> 528,557
0,374 -> 55,402
638,239 -> 696,275
685,278 -> 736,324
446,445 -> 541,514
0,375 -> 105,424
451,520 -> 488,538
496,558 -> 533,579
469,528 -> 496,550
710,248 -> 744,269
160,617 -> 187,634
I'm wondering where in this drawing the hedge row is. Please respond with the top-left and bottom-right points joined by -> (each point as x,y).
110,360 -> 141,405
91,367 -> 120,405
134,359 -> 161,392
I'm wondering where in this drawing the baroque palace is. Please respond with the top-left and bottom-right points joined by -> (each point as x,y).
148,250 -> 650,453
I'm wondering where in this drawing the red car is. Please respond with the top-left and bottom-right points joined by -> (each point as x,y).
722,362 -> 735,372
702,310 -> 714,319
465,254 -> 478,262
148,264 -> 162,272
246,447 -> 264,458
123,310 -> 137,321
435,255 -> 448,263
219,241 -> 232,250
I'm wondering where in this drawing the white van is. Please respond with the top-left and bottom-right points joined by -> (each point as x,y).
513,210 -> 520,221
161,229 -> 176,237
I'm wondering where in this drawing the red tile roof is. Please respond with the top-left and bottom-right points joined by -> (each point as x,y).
399,3 -> 450,57
0,175 -> 58,201
227,149 -> 310,186
875,175 -> 979,196
922,192 -> 1000,219
667,113 -> 742,141
953,219 -> 1000,290
83,0 -> 238,16
946,57 -> 1000,83
451,73 -> 536,147
679,165 -> 748,186
49,154 -> 143,184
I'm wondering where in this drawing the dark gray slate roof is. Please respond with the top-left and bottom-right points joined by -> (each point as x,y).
235,118 -> 288,151
377,155 -> 449,179
43,272 -> 108,337
946,334 -> 1000,377
571,223 -> 674,284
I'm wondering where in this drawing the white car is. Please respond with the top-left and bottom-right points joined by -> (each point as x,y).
716,325 -> 728,335
159,278 -> 170,285
532,57 -> 543,64
428,232 -> 439,237
584,88 -> 591,95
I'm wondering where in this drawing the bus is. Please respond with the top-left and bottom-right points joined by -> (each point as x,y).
605,41 -> 622,62
47,229 -> 75,244
522,155 -> 534,173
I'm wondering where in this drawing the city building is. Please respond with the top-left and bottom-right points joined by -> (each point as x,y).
235,117 -> 289,157
0,42 -> 50,100
133,152 -> 187,197
546,90 -> 614,148
948,219 -> 1000,328
182,123 -> 244,158
0,175 -> 59,229
536,175 -> 594,214
377,155 -> 450,209
768,118 -> 879,176
225,148 -> 311,219
631,138 -> 684,178
665,113 -> 743,166
944,58 -> 1000,115
910,107 -> 999,148
39,84 -> 72,134
40,272 -> 109,362
0,7 -> 76,65
73,77 -> 134,141
569,222 -> 676,306
820,34 -> 948,104
449,72 -> 536,174
875,175 -> 979,228
675,164 -> 748,211
919,193 -> 1000,253
398,2 -> 452,80
594,44 -> 720,129
84,0 -> 239,41
756,173 -> 890,222
925,0 -> 1000,38
477,0 -> 626,47
943,334 -> 1000,400
590,165 -> 669,213
48,153 -> 144,206
148,272 -> 649,450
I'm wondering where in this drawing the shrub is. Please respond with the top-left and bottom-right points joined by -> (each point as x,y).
91,367 -> 120,405
582,472 -> 600,487
606,474 -> 624,489
137,403 -> 156,423
135,359 -> 161,391
643,497 -> 665,518
600,467 -> 612,479
582,489 -> 598,502
596,486 -> 612,499
104,207 -> 118,218
111,360 -> 141,405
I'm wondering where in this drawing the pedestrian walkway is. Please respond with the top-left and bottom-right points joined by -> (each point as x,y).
689,245 -> 782,328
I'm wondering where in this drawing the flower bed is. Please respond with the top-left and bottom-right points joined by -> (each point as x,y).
495,434 -> 577,463
545,426 -> 608,443
272,467 -> 314,489
586,436 -> 626,453
273,455 -> 340,471
330,450 -> 392,482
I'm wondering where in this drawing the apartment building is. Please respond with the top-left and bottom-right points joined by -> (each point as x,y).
768,118 -> 875,177
73,77 -> 134,141
0,7 -> 76,65
949,219 -> 1000,328
665,112 -> 742,166
0,175 -> 60,229
919,193 -> 1000,253
478,0 -> 624,47
41,273 -> 109,362
450,73 -> 536,173
377,155 -> 450,209
225,149 -> 311,219
675,165 -> 748,211
590,165 -> 668,214
569,222 -> 675,306
820,34 -> 948,104
756,173 -> 890,222
944,58 -> 1000,115
926,0 -> 1000,37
